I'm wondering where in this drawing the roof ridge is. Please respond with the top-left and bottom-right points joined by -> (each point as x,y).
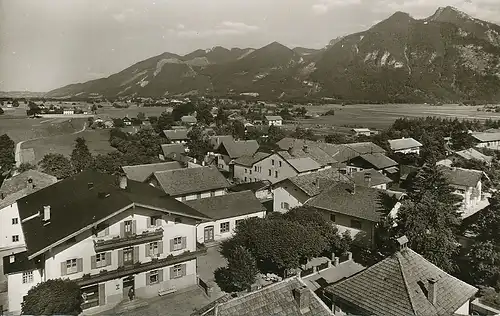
123,161 -> 178,168
396,251 -> 419,316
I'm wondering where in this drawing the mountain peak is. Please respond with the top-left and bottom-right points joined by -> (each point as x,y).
429,6 -> 472,21
371,11 -> 415,32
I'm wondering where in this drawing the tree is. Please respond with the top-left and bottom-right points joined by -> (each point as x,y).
215,245 -> 259,293
39,153 -> 74,179
231,121 -> 246,140
0,134 -> 15,173
196,106 -> 213,125
172,102 -> 195,121
215,107 -> 228,127
325,133 -> 350,144
293,126 -> 314,140
154,112 -> 174,133
21,278 -> 83,315
71,137 -> 92,172
137,112 -> 146,121
26,101 -> 41,117
267,124 -> 285,145
186,126 -> 212,162
112,118 -> 125,128
467,241 -> 500,288
91,152 -> 125,175
17,162 -> 37,173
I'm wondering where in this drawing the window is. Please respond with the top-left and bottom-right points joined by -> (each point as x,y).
149,270 -> 159,284
244,177 -> 247,182
279,161 -> 282,167
124,220 -> 132,234
235,219 -> 243,227
245,168 -> 248,173
330,214 -> 336,222
181,196 -> 187,202
66,259 -> 77,274
96,224 -> 108,237
268,169 -> 272,176
173,237 -> 182,251
350,220 -> 362,229
220,222 -> 230,233
95,253 -> 106,268
172,265 -> 182,278
12,218 -> 18,225
275,171 -> 278,178
12,235 -> 19,242
272,159 -> 275,166
149,242 -> 159,256
150,216 -> 161,227
22,271 -> 33,284
123,248 -> 134,265
249,170 -> 252,175
254,166 -> 257,171
281,202 -> 290,210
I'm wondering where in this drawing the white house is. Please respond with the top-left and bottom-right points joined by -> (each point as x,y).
388,137 -> 423,155
352,128 -> 372,137
265,116 -> 283,126
185,190 -> 266,244
63,109 -> 75,115
2,171 -> 210,314
163,129 -> 189,144
471,132 -> 500,151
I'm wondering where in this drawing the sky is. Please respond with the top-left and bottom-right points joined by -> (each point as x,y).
1,0 -> 500,92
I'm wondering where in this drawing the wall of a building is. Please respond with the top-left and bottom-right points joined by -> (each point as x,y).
315,208 -> 375,246
476,141 -> 500,151
0,202 -> 25,250
7,269 -> 43,313
394,147 -> 420,155
173,189 -> 226,202
272,183 -> 310,213
454,299 -> 471,315
234,154 -> 299,184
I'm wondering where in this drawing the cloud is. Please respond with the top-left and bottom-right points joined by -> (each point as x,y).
312,0 -> 362,15
174,21 -> 260,38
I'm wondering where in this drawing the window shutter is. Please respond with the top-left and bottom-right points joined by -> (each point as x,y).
120,222 -> 125,238
133,246 -> 139,263
181,264 -> 187,277
104,226 -> 109,236
158,241 -> 163,254
169,239 -> 174,252
105,252 -> 111,266
181,237 -> 187,250
145,244 -> 150,257
118,250 -> 124,267
77,258 -> 83,272
158,269 -> 163,282
169,266 -> 175,279
146,272 -> 151,286
210,191 -> 215,197
91,255 -> 97,269
147,217 -> 151,228
132,220 -> 137,234
156,218 -> 161,226
60,262 -> 67,276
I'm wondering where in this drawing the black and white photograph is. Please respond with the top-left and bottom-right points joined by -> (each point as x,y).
1,0 -> 500,315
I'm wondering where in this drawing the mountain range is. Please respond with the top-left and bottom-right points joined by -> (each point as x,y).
46,6 -> 500,102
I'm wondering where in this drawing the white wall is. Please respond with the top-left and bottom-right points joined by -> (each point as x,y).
268,120 -> 282,126
394,147 -> 420,155
272,184 -> 310,213
174,189 -> 227,202
454,300 -> 470,315
476,141 -> 500,151
8,269 -> 43,313
0,202 -> 25,250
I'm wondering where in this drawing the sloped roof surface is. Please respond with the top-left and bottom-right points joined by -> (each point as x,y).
161,143 -> 186,157
438,166 -> 483,188
350,169 -> 393,187
357,153 -> 398,169
284,168 -> 350,197
389,138 -> 423,151
122,162 -> 183,182
220,140 -> 259,159
163,129 -> 189,140
233,152 -> 271,167
471,132 -> 500,142
0,170 -> 57,197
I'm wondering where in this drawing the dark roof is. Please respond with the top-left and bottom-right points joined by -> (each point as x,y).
181,116 -> 197,123
219,140 -> 259,159
276,152 -> 322,173
2,251 -> 42,275
438,166 -> 483,188
17,170 -> 209,258
229,181 -> 271,193
325,247 -> 477,316
306,183 -> 391,222
350,169 -> 393,187
355,153 -> 398,170
389,138 -> 423,151
152,166 -> 231,196
185,190 -> 265,220
161,143 -> 186,157
212,276 -> 332,316
0,170 -> 57,197
454,148 -> 493,164
209,135 -> 234,150
122,162 -> 183,182
281,168 -> 351,197
276,138 -> 337,166
163,129 -> 189,140
265,115 -> 283,121
233,152 -> 271,167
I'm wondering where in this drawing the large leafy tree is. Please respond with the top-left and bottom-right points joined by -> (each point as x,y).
215,107 -> 228,127
154,111 -> 174,133
230,121 -> 246,140
0,134 -> 15,173
39,153 -> 74,179
22,278 -> 83,315
196,105 -> 213,126
71,137 -> 92,172
91,151 -> 125,175
214,245 -> 259,293
186,126 -> 212,162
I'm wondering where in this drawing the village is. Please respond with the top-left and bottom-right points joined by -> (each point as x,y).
0,98 -> 500,316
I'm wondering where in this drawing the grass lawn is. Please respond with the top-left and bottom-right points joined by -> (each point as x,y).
21,129 -> 115,163
94,104 -> 173,119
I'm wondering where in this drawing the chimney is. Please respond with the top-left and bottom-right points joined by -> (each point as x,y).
43,205 -> 51,222
397,235 -> 409,250
119,175 -> 128,190
1,192 -> 4,200
427,278 -> 437,305
292,285 -> 310,313
364,172 -> 372,187
27,177 -> 35,190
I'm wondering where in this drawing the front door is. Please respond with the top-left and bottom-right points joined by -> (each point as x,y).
123,247 -> 134,266
122,276 -> 135,300
204,226 -> 214,243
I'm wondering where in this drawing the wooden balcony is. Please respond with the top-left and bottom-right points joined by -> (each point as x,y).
77,244 -> 207,287
94,228 -> 164,252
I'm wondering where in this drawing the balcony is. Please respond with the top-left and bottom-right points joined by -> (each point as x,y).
94,228 -> 164,252
77,244 -> 207,287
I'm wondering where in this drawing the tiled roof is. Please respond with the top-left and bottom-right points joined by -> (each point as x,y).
438,166 -> 483,188
276,138 -> 338,166
283,168 -> 351,197
286,157 -> 322,173
212,276 -> 333,316
454,148 -> 493,163
181,115 -> 197,123
0,170 -> 57,197
0,188 -> 31,210
17,170 -> 209,258
3,251 -> 42,275
233,152 -> 271,167
152,166 -> 231,196
161,143 -> 186,157
265,115 -> 283,121
353,128 -> 370,132
471,132 -> 500,142
350,169 -> 393,187
356,153 -> 398,170
389,138 -> 423,151
344,142 -> 386,155
185,190 -> 265,220
229,180 -> 271,193
220,140 -> 259,159
163,129 -> 189,140
209,135 -> 234,150
122,162 -> 183,182
326,247 -> 478,316
306,183 -> 390,222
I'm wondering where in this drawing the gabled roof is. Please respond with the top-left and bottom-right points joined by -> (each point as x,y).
286,157 -> 322,173
185,190 -> 265,221
210,276 -> 332,316
343,142 -> 386,155
265,115 -> 283,121
229,180 -> 272,193
0,170 -> 57,197
350,169 -> 393,187
209,135 -> 234,150
280,168 -> 351,197
353,153 -> 398,170
326,247 -> 477,316
276,138 -> 338,166
232,152 -> 271,167
122,162 -> 183,182
471,132 -> 500,142
306,183 -> 391,222
438,166 -> 483,188
454,148 -> 493,164
152,166 -> 231,196
161,143 -> 186,158
219,140 -> 259,159
17,170 -> 209,258
389,138 -> 423,151
163,129 -> 189,141
181,115 -> 197,123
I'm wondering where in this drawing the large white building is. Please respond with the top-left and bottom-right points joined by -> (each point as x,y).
2,171 -> 211,314
388,137 -> 422,155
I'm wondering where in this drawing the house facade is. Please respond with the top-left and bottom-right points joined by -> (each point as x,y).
438,166 -> 484,216
471,132 -> 500,151
265,116 -> 283,126
0,200 -> 25,251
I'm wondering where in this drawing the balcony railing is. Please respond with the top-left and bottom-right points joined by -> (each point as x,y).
76,244 -> 207,287
94,228 -> 164,252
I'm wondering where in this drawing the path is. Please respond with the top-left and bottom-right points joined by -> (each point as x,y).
14,122 -> 87,169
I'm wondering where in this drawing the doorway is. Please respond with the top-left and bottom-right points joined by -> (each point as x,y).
122,276 -> 135,300
204,226 -> 214,243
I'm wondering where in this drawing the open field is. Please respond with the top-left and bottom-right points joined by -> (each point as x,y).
21,129 -> 114,163
93,104 -> 173,119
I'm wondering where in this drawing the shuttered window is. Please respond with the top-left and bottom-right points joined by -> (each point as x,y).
146,269 -> 163,285
61,258 -> 83,275
170,264 -> 186,279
